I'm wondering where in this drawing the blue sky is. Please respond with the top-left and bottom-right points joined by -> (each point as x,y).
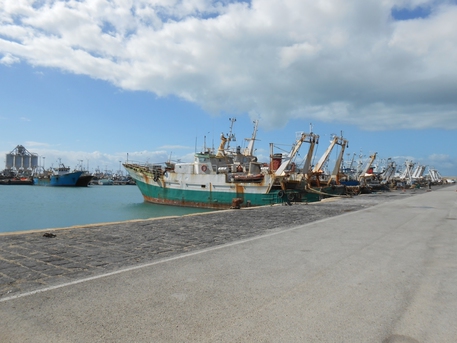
1,0 -> 456,176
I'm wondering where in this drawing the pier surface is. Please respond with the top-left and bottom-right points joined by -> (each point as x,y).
1,185 -> 456,342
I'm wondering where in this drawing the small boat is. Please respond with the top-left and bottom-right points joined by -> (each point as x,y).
0,168 -> 34,185
98,179 -> 114,185
33,164 -> 84,186
0,177 -> 33,185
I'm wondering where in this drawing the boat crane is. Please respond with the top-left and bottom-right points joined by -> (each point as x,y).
327,136 -> 349,186
379,159 -> 397,184
358,152 -> 377,186
310,134 -> 348,186
399,160 -> 414,185
428,168 -> 443,184
411,164 -> 426,181
273,132 -> 315,177
302,133 -> 320,178
350,153 -> 356,169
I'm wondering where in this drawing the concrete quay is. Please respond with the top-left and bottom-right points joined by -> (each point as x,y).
0,191 -> 402,299
1,185 -> 456,342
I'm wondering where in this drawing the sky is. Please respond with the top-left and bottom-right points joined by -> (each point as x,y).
1,0 -> 456,177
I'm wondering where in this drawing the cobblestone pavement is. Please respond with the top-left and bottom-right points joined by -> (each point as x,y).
0,191 -> 416,298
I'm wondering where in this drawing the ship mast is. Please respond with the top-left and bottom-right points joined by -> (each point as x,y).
226,118 -> 236,150
243,119 -> 259,156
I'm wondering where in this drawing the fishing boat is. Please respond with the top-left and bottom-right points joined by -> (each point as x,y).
303,134 -> 348,197
97,178 -> 114,185
33,164 -> 84,186
0,169 -> 33,185
0,177 -> 33,185
75,172 -> 94,187
73,161 -> 94,187
123,120 -> 322,209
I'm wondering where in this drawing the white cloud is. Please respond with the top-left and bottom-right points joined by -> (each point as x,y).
0,52 -> 19,65
1,0 -> 457,130
24,141 -> 51,148
159,144 -> 194,151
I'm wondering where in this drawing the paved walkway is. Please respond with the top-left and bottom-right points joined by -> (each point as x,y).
1,185 -> 456,342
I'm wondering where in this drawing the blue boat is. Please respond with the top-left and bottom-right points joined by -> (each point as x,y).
34,165 -> 84,186
340,180 -> 360,186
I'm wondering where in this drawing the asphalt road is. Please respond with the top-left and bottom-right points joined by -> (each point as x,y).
1,185 -> 456,342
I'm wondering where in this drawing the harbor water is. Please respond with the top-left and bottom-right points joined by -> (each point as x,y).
0,185 -> 213,234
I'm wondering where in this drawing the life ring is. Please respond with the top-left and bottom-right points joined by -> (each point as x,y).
287,193 -> 295,201
201,165 -> 208,172
278,190 -> 284,198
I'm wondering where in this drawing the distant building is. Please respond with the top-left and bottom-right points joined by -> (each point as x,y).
4,145 -> 39,171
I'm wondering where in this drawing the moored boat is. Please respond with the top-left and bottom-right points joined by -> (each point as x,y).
75,173 -> 94,187
98,178 -> 114,185
124,120 -> 323,209
33,164 -> 84,186
302,134 -> 349,198
0,177 -> 33,185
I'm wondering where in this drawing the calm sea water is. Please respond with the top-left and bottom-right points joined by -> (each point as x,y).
0,185 -> 213,234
